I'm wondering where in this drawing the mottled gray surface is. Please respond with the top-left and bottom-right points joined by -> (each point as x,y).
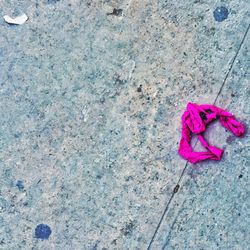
150,29 -> 250,250
0,0 -> 249,249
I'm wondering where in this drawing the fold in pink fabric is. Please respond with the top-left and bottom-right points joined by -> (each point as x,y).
178,103 -> 245,164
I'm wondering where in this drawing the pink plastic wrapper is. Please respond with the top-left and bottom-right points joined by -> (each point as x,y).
178,103 -> 245,164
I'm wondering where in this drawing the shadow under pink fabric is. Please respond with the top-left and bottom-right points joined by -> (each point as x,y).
178,103 -> 245,164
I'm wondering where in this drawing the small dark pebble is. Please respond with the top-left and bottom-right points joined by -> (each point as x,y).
238,174 -> 243,179
107,8 -> 123,16
213,7 -> 229,22
35,224 -> 52,240
173,184 -> 180,193
137,85 -> 142,92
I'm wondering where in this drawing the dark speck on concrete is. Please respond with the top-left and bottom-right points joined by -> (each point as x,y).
121,221 -> 135,236
35,224 -> 52,240
238,174 -> 243,179
111,239 -> 117,245
213,7 -> 229,22
107,8 -> 123,16
16,180 -> 24,191
173,184 -> 180,193
96,173 -> 103,179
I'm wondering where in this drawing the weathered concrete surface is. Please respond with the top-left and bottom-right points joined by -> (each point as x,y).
150,27 -> 250,249
0,0 -> 249,249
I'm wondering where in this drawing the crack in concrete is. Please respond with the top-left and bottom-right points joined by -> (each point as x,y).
146,23 -> 250,250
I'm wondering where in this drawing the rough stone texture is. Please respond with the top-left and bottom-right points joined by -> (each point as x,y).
150,28 -> 250,250
0,0 -> 249,249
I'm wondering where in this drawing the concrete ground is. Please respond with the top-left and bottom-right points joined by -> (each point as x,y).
0,0 -> 249,249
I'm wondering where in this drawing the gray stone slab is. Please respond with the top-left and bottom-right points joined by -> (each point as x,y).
150,26 -> 250,250
0,0 -> 249,249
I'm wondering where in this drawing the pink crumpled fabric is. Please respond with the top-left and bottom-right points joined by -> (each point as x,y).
178,103 -> 245,164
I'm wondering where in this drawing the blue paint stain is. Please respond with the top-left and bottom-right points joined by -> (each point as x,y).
16,180 -> 24,190
35,224 -> 52,240
213,7 -> 229,22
